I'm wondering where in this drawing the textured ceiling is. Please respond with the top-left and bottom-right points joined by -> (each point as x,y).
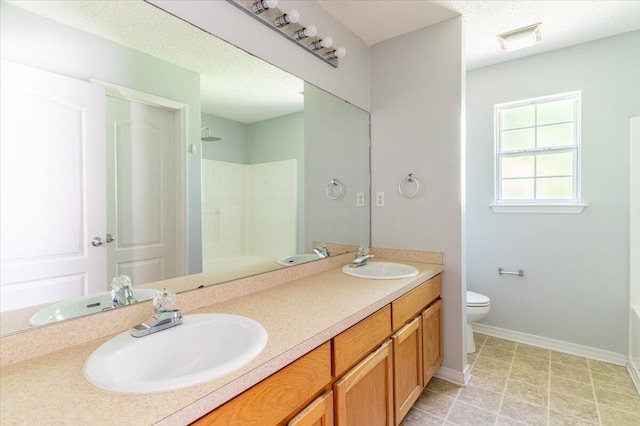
8,0 -> 304,124
317,0 -> 640,69
11,0 -> 640,122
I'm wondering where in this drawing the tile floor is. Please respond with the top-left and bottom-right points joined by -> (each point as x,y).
401,333 -> 640,426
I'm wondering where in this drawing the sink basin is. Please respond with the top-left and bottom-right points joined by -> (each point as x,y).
29,289 -> 158,325
342,262 -> 420,280
83,313 -> 268,393
277,253 -> 322,266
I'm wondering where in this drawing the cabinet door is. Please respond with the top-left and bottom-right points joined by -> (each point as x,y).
392,316 -> 423,425
288,391 -> 334,426
0,60 -> 107,311
334,340 -> 394,426
422,299 -> 443,385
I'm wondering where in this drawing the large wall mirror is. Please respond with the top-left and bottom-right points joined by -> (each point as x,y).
0,0 -> 370,335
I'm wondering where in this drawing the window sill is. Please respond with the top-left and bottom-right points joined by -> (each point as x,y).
490,204 -> 588,214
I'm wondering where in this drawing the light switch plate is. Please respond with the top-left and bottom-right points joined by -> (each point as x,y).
356,192 -> 365,206
376,192 -> 385,206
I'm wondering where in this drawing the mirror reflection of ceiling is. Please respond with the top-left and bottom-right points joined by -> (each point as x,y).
8,0 -> 304,124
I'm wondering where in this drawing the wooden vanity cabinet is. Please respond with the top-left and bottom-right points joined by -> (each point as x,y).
332,274 -> 442,426
288,391 -> 334,426
333,340 -> 394,426
193,342 -> 331,426
193,273 -> 443,426
390,274 -> 443,425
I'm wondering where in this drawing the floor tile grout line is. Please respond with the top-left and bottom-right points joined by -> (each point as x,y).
444,379 -> 464,425
491,341 -> 515,425
445,341 -> 481,425
587,359 -> 603,426
546,347 -> 551,426
405,403 -> 448,425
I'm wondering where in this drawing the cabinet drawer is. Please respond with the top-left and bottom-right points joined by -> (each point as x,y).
193,342 -> 331,426
332,305 -> 392,377
392,274 -> 441,332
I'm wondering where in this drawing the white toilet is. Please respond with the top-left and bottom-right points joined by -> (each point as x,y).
466,291 -> 491,353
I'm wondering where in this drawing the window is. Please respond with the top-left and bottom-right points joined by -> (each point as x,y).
493,91 -> 585,213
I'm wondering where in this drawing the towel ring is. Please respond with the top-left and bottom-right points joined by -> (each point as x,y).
326,179 -> 345,200
398,173 -> 420,198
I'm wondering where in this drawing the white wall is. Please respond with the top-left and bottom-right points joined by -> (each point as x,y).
249,113 -> 305,253
202,159 -> 297,261
150,0 -> 370,111
201,114 -> 250,164
202,112 -> 305,252
466,31 -> 640,355
631,117 -> 640,308
246,160 -> 298,257
631,117 -> 640,373
304,83 -> 371,250
202,160 -> 247,260
371,17 -> 466,378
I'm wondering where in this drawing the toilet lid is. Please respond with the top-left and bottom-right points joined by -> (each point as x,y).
467,291 -> 490,307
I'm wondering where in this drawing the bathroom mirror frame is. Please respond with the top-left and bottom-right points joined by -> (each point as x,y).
0,0 -> 371,336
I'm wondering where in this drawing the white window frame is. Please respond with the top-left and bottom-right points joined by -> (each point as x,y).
491,91 -> 587,214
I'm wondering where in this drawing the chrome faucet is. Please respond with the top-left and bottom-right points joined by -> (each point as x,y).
111,275 -> 137,308
313,242 -> 330,258
131,289 -> 182,338
349,246 -> 374,267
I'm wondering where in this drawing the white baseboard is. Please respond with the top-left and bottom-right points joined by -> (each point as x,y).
463,363 -> 472,385
434,365 -> 468,386
629,360 -> 640,394
473,323 -> 628,366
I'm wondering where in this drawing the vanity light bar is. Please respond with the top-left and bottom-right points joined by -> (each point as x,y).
226,0 -> 344,68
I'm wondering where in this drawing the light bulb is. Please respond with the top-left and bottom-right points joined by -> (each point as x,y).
310,36 -> 333,51
275,9 -> 299,27
325,47 -> 346,60
294,25 -> 317,40
305,25 -> 318,37
252,0 -> 278,14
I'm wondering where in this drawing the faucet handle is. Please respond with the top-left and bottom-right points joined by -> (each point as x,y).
111,275 -> 132,292
111,275 -> 133,307
357,246 -> 369,257
153,288 -> 176,313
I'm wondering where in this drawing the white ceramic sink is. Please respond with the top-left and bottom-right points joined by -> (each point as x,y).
29,289 -> 158,325
83,313 -> 268,394
277,253 -> 322,266
342,262 -> 420,280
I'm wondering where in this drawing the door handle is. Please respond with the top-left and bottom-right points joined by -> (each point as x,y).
92,234 -> 115,247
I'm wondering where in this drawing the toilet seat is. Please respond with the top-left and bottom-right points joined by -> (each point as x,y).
466,291 -> 490,354
467,291 -> 490,307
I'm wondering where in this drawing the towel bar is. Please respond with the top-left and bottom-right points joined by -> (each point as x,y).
498,268 -> 524,276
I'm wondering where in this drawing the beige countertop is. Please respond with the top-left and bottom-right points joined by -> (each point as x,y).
0,257 -> 443,425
